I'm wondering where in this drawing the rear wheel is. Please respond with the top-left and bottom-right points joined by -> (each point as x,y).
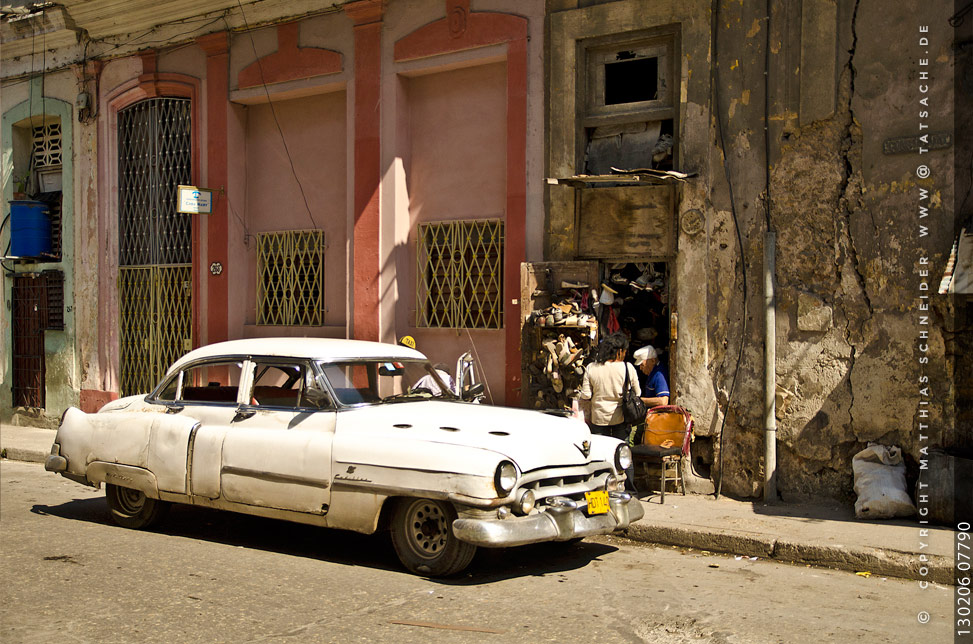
105,484 -> 170,529
390,498 -> 476,577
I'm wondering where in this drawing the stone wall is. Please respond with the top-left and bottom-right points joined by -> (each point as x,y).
549,0 -> 957,499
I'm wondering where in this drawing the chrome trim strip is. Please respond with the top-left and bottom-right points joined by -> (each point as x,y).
220,465 -> 330,489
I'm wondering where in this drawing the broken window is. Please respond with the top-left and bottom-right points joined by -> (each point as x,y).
582,29 -> 678,174
604,54 -> 659,105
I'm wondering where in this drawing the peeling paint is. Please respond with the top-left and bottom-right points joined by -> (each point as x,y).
746,18 -> 762,39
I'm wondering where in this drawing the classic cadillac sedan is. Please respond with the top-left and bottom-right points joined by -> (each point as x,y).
46,338 -> 643,576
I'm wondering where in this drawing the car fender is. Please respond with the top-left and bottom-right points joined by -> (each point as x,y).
56,407 -> 199,494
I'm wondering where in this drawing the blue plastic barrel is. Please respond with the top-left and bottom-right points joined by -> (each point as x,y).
9,200 -> 51,258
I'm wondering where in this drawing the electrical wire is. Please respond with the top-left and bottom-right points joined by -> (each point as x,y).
711,0 -> 750,500
1,215 -> 14,275
232,1 -> 319,231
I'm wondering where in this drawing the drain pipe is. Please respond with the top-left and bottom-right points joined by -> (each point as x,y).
762,0 -> 777,503
763,231 -> 777,502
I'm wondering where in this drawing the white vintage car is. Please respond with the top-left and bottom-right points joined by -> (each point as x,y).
46,338 -> 643,576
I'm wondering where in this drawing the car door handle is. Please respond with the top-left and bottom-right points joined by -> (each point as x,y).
233,409 -> 256,422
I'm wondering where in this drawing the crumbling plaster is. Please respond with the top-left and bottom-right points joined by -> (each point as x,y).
713,0 -> 954,499
549,0 -> 955,499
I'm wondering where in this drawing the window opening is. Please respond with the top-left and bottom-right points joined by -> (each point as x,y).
417,220 -> 504,329
604,55 -> 659,105
248,362 -> 330,408
582,30 -> 678,174
33,192 -> 62,261
256,230 -> 326,326
32,122 -> 62,168
161,361 -> 243,404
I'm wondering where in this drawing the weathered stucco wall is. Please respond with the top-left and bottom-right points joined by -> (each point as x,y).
713,0 -> 955,500
1,71 -> 80,427
549,0 -> 956,499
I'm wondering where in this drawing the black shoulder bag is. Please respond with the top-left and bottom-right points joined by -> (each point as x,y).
621,363 -> 647,424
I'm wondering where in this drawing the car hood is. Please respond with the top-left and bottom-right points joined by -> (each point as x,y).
337,401 -> 596,472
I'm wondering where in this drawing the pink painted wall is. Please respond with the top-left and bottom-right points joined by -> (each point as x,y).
242,90 -> 347,329
399,62 -> 508,403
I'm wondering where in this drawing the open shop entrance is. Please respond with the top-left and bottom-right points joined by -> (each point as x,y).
520,260 -> 672,412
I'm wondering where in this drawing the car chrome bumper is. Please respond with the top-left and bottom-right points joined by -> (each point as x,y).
45,444 -> 67,473
451,492 -> 644,548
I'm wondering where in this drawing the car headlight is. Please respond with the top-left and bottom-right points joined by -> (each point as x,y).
604,473 -> 619,491
515,489 -> 536,515
494,461 -> 518,495
615,444 -> 632,472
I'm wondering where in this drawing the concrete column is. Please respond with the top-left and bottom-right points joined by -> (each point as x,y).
197,32 -> 230,347
345,0 -> 384,342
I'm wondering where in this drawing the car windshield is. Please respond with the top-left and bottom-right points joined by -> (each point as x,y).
318,359 -> 456,406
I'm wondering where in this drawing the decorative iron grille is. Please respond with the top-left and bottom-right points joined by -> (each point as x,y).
256,230 -> 326,326
32,122 -> 62,167
42,270 -> 64,330
117,98 -> 193,396
416,220 -> 503,329
119,265 -> 192,395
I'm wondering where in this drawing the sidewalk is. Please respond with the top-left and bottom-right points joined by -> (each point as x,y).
1,423 -> 954,584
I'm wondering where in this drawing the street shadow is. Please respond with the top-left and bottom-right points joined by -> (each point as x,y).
747,497 -> 923,528
30,497 -> 618,582
32,497 -> 112,524
444,540 -> 618,586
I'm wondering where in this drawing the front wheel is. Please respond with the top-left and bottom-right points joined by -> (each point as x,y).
390,498 -> 476,577
105,484 -> 170,529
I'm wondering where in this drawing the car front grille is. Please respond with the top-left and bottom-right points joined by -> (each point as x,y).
517,462 -> 613,504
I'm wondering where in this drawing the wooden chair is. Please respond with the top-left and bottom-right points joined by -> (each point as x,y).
631,405 -> 693,503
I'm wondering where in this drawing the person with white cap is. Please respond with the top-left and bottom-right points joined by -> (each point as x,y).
633,345 -> 670,408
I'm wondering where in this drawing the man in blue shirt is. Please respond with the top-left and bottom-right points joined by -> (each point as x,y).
633,345 -> 669,408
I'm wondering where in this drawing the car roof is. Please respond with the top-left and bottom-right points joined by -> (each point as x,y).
167,338 -> 427,374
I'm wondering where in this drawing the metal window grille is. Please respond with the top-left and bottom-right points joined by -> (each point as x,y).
117,98 -> 193,396
42,270 -> 64,330
416,220 -> 504,329
256,230 -> 326,326
34,192 -> 62,261
32,122 -> 62,167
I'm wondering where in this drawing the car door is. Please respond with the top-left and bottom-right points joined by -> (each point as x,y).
153,358 -> 245,499
217,359 -> 337,515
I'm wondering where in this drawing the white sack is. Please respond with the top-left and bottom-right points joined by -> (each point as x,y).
852,444 -> 916,519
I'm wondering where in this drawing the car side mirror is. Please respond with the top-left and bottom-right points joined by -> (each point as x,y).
462,383 -> 484,401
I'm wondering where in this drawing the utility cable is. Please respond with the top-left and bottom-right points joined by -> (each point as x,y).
232,0 -> 319,231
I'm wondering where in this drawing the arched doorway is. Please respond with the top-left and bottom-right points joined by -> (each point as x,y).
117,97 -> 193,396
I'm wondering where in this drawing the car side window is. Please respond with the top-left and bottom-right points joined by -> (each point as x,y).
178,361 -> 244,404
249,362 -> 334,410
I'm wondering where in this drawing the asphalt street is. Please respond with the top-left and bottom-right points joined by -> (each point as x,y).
0,460 -> 953,643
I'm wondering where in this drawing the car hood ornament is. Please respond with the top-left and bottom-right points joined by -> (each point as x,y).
575,440 -> 591,458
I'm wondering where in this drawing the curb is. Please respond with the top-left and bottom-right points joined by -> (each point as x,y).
1,448 -> 48,464
623,521 -> 953,585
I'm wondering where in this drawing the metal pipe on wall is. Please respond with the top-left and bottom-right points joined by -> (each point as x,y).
764,230 -> 777,502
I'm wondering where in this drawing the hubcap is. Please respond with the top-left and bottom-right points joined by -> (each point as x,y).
407,501 -> 448,558
116,488 -> 146,514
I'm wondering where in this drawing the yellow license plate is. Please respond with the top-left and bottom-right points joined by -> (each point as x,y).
585,490 -> 610,515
